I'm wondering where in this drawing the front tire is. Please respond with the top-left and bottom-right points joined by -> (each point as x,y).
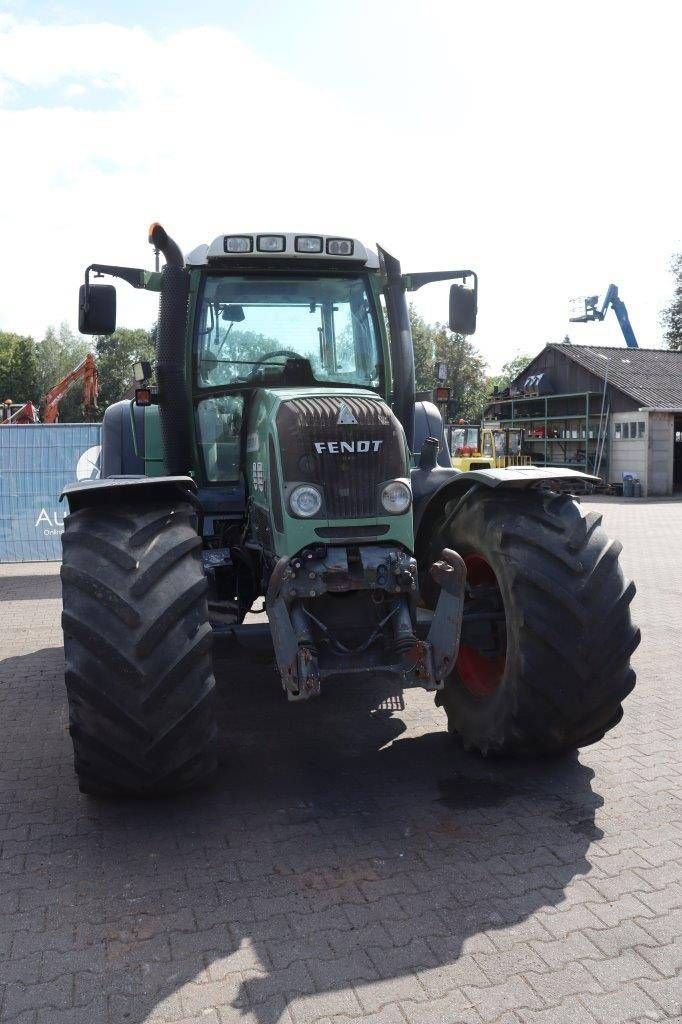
60,498 -> 217,796
431,488 -> 639,756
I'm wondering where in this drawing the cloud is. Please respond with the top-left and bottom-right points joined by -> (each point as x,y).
0,5 -> 680,365
0,16 -> 378,339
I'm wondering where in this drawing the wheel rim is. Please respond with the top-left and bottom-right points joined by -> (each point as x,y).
456,553 -> 507,698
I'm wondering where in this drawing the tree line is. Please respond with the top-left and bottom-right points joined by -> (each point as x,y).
1,312 -> 530,425
662,253 -> 682,350
0,324 -> 154,422
2,253 -> 680,423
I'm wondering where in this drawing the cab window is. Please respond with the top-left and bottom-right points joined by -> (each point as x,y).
196,395 -> 243,481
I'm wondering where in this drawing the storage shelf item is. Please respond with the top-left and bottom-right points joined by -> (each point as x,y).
485,390 -> 609,477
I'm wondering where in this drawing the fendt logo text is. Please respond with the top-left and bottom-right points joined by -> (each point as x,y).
314,440 -> 383,454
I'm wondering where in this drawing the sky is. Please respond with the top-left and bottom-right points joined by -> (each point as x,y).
0,0 -> 680,371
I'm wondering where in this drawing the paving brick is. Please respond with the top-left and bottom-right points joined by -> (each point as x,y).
639,907 -> 682,944
179,975 -> 248,1014
463,976 -> 544,1022
639,975 -> 682,1016
244,963 -> 316,1003
530,930 -> 603,970
535,904 -> 606,939
367,938 -> 435,978
356,975 -> 428,1013
3,976 -> 74,1016
1,501 -> 681,1024
584,919 -> 658,957
400,992 -> 481,1024
637,936 -> 682,978
583,949 -> 662,990
526,962 -> 603,1001
416,954 -> 489,997
517,997 -> 599,1024
579,981 -> 663,1023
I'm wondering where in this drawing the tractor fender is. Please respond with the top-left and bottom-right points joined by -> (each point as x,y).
411,464 -> 465,537
452,466 -> 600,489
413,399 -> 451,468
100,400 -> 146,476
60,475 -> 197,514
411,464 -> 599,561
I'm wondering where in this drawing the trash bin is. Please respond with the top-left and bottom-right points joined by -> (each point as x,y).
633,480 -> 642,498
623,477 -> 635,498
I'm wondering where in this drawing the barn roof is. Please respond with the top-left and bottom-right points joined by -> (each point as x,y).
519,344 -> 682,409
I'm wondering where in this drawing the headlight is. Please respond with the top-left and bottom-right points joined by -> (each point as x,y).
257,234 -> 286,252
326,237 -> 354,256
223,235 -> 253,253
295,235 -> 323,253
289,484 -> 323,518
380,480 -> 411,514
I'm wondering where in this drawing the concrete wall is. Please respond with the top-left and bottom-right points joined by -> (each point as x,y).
647,412 -> 674,496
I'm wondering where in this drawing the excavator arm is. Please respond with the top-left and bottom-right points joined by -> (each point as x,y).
43,353 -> 99,423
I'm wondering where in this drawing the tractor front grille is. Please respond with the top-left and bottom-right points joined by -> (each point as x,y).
276,396 -> 406,519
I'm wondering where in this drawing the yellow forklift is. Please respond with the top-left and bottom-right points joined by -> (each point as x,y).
446,422 -> 531,471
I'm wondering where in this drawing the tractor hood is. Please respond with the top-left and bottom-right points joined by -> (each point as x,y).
245,387 -> 413,557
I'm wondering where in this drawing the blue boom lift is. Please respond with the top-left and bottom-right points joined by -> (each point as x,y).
569,284 -> 639,348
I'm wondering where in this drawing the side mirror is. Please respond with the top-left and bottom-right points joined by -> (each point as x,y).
78,283 -> 116,335
449,283 -> 477,335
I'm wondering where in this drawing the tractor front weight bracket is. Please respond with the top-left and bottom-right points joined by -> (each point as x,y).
425,548 -> 467,683
265,545 -> 467,701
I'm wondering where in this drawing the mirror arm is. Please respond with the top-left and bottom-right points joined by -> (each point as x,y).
82,264 -> 162,313
402,269 -> 477,292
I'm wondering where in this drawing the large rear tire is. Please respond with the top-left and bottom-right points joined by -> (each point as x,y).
430,488 -> 639,756
60,498 -> 217,796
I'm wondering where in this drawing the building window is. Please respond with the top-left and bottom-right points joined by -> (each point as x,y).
614,419 -> 646,441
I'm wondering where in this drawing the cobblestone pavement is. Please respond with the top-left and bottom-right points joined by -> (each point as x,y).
0,498 -> 680,1024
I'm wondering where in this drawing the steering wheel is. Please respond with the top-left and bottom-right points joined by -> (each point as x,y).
247,349 -> 301,376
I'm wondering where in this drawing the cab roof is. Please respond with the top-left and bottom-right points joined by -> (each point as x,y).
185,233 -> 379,269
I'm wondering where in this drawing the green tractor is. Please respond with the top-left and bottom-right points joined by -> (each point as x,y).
60,225 -> 639,796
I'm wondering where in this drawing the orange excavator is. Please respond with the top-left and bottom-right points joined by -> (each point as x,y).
43,352 -> 99,423
1,399 -> 39,424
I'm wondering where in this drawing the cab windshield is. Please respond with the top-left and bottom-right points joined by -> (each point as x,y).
196,274 -> 383,390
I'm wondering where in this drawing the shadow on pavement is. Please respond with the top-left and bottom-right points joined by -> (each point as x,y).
0,644 -> 603,1023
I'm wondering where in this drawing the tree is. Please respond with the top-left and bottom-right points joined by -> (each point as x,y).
408,306 -> 489,421
0,332 -> 38,404
95,328 -> 155,415
661,253 -> 682,351
35,323 -> 91,421
409,306 -> 439,393
486,351 -> 534,398
499,353 -> 534,385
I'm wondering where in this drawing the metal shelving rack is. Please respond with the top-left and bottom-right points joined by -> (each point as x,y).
486,391 -> 608,474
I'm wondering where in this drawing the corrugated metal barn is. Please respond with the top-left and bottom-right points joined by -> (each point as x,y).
487,344 -> 682,496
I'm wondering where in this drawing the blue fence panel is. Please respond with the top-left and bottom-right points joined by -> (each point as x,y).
0,425 -> 101,562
